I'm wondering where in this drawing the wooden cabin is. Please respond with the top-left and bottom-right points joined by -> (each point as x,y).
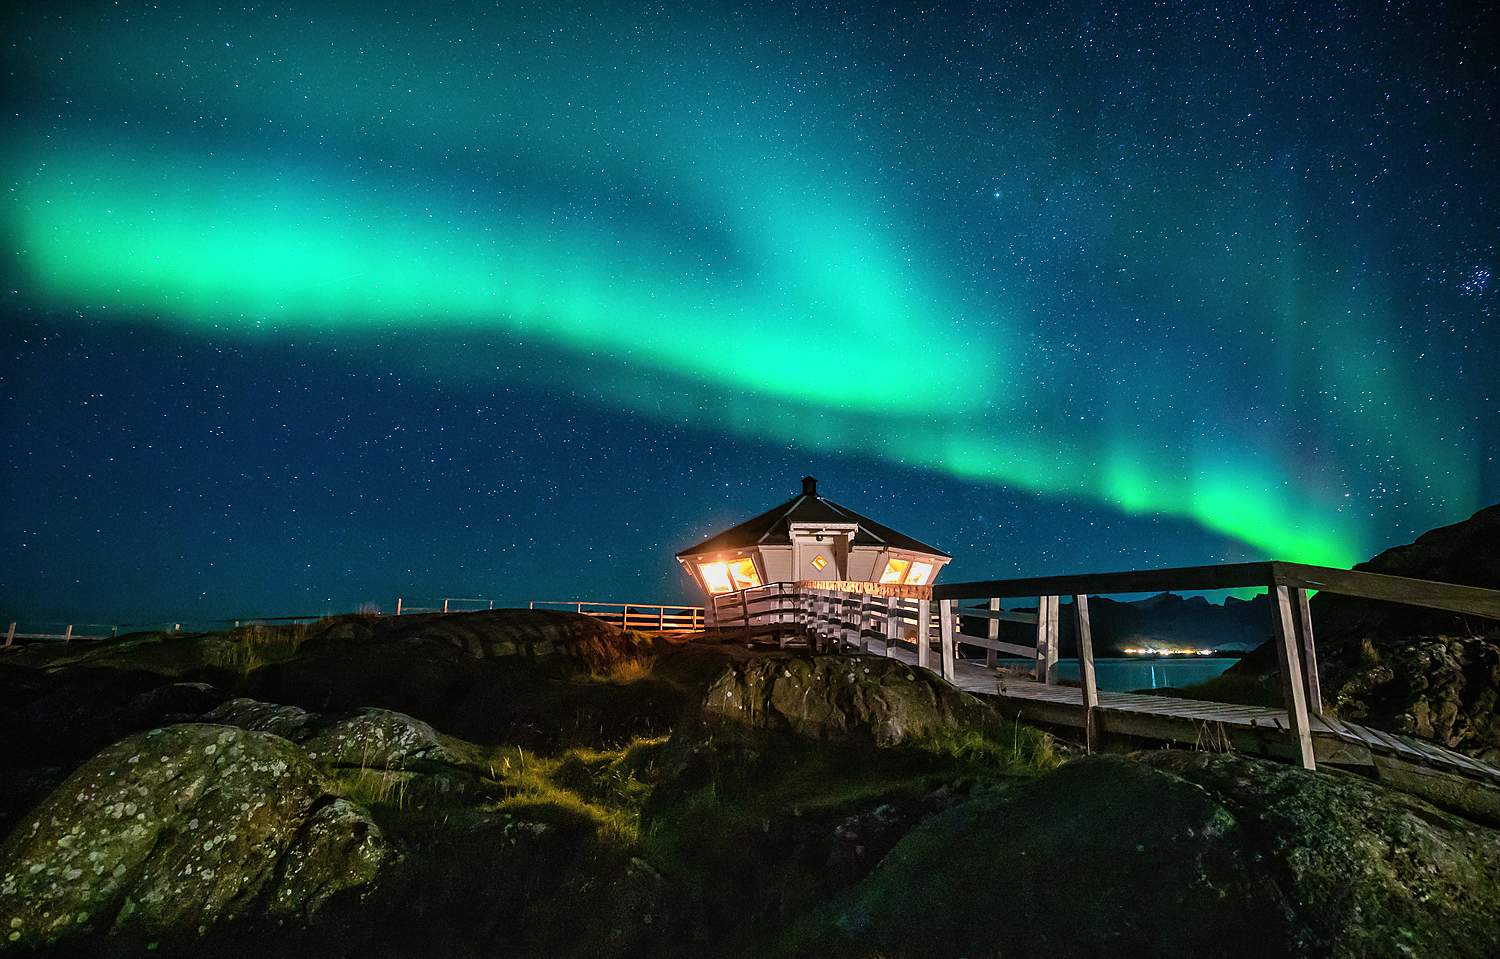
676,477 -> 950,598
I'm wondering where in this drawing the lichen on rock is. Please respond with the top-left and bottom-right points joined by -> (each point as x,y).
0,723 -> 390,948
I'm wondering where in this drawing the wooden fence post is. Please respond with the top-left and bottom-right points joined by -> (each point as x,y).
986,597 -> 1000,668
823,590 -> 834,652
5,622 -> 14,647
1291,587 -> 1323,714
864,594 -> 876,654
840,593 -> 854,651
805,591 -> 815,650
1035,596 -> 1060,684
1074,594 -> 1098,750
1271,584 -> 1317,771
1034,598 -> 1048,681
64,624 -> 73,643
396,598 -> 403,616
938,598 -> 956,683
809,590 -> 820,651
884,597 -> 899,658
917,598 -> 932,670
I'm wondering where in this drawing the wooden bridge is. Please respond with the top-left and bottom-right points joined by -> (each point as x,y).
708,562 -> 1500,821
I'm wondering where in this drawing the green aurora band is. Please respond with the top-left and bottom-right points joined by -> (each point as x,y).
5,3 -> 1482,569
9,136 -> 1389,567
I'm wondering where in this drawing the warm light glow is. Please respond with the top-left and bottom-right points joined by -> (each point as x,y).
905,562 -> 934,586
879,559 -> 910,584
699,557 -> 761,593
730,558 -> 761,590
699,562 -> 734,594
811,555 -> 828,572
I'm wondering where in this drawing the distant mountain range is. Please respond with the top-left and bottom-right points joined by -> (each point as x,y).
952,502 -> 1500,664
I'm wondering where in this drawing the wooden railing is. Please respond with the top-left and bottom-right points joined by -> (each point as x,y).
394,597 -> 497,615
4,622 -> 118,646
528,601 -> 705,633
711,563 -> 1500,772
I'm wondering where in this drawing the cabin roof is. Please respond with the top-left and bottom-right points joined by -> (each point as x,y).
676,478 -> 949,559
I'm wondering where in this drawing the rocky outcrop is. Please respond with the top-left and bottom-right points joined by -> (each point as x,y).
0,701 -> 647,955
0,724 -> 390,949
1312,503 -> 1500,646
6,608 -> 1500,959
1218,504 -> 1500,759
1305,503 -> 1500,759
0,610 -> 671,838
820,752 -> 1500,959
701,654 -> 1000,746
1345,503 -> 1500,586
1324,637 -> 1500,761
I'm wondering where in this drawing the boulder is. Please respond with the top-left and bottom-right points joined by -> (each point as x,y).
299,707 -> 470,769
1324,637 -> 1500,761
819,752 -> 1500,959
701,654 -> 999,746
200,697 -> 320,741
0,723 -> 390,949
204,700 -> 495,807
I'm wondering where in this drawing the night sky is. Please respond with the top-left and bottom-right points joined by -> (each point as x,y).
3,1 -> 1496,626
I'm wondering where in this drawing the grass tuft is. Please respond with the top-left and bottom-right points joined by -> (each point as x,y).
916,720 -> 1061,774
210,621 -> 309,674
589,654 -> 657,684
332,766 -> 412,810
475,737 -> 670,847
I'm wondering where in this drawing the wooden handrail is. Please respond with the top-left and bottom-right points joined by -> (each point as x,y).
714,563 -> 1500,774
934,561 -> 1500,622
529,600 -> 706,632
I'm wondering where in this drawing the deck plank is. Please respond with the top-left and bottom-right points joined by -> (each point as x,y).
863,641 -> 1497,785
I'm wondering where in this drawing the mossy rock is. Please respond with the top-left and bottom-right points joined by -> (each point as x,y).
701,654 -> 999,747
816,752 -> 1500,959
0,724 -> 389,950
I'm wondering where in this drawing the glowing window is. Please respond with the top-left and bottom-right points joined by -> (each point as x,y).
730,558 -> 761,590
699,562 -> 733,594
811,555 -> 828,572
905,562 -> 934,586
699,559 -> 761,593
880,559 -> 910,584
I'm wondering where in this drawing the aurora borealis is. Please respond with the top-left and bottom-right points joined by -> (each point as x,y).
3,1 -> 1496,624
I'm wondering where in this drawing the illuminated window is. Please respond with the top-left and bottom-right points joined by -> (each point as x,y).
811,555 -> 828,572
730,558 -> 761,590
879,559 -> 910,584
699,562 -> 733,594
905,562 -> 934,586
699,559 -> 762,593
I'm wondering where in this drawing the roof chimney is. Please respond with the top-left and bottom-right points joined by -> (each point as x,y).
802,476 -> 818,497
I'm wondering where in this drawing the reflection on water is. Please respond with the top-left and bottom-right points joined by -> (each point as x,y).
990,657 -> 1237,692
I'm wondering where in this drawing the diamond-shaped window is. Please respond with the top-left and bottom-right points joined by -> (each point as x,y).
811,555 -> 828,571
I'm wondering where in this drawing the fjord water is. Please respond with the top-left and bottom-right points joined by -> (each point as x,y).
993,657 -> 1237,692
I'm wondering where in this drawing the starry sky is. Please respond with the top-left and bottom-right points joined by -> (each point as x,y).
3,0 -> 1496,626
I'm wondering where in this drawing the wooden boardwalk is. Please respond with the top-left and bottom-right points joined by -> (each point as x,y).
858,635 -> 1500,800
715,565 -> 1500,819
